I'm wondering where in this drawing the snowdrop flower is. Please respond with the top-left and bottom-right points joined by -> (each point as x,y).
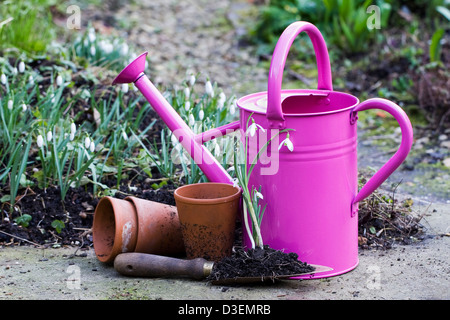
254,190 -> 264,200
50,93 -> 56,103
46,131 -> 52,142
90,45 -> 96,56
69,131 -> 75,141
205,80 -> 214,98
36,135 -> 44,148
122,130 -> 128,141
56,75 -> 63,86
184,101 -> 191,111
246,118 -> 265,137
120,43 -> 129,56
189,74 -> 196,87
21,103 -> 27,112
28,75 -> 34,85
88,29 -> 96,42
278,132 -> 294,152
231,178 -> 239,188
217,92 -> 226,110
18,61 -> 25,73
7,100 -> 13,110
188,113 -> 195,126
70,122 -> 76,135
184,87 -> 190,98
89,141 -> 95,152
199,108 -> 204,121
1,74 -> 7,85
84,136 -> 91,149
121,83 -> 129,93
229,102 -> 236,115
12,67 -> 17,75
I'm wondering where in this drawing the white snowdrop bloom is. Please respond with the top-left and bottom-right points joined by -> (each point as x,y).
84,136 -> 91,149
90,141 -> 95,152
199,108 -> 204,121
278,132 -> 294,152
50,93 -> 55,103
120,43 -> 129,56
70,122 -> 76,135
88,30 -> 96,43
56,75 -> 63,86
205,81 -> 214,97
69,132 -> 75,141
28,75 -> 34,85
21,103 -> 27,112
189,74 -> 196,87
36,135 -> 44,148
18,61 -> 25,73
184,101 -> 191,111
7,100 -> 13,110
188,113 -> 195,126
46,131 -> 52,142
255,191 -> 264,200
217,92 -> 226,110
122,130 -> 128,141
184,87 -> 190,98
90,45 -> 96,56
1,74 -> 7,85
246,118 -> 265,137
231,178 -> 239,188
229,102 -> 236,115
121,83 -> 129,93
12,67 -> 17,75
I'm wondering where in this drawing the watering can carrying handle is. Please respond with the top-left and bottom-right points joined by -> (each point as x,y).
351,98 -> 414,216
267,21 -> 333,129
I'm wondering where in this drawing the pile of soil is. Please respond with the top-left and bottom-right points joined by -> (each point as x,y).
207,245 -> 315,282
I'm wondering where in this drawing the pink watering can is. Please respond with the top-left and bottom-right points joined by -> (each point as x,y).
113,21 -> 413,279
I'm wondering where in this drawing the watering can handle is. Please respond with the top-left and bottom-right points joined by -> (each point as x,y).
351,98 -> 414,216
267,21 -> 333,129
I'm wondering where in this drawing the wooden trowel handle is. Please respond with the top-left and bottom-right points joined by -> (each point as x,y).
114,253 -> 212,280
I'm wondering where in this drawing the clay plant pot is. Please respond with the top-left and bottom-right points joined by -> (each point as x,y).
92,196 -> 185,263
174,183 -> 242,262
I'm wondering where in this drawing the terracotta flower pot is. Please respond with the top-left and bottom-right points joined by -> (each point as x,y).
174,183 -> 242,262
92,196 -> 185,263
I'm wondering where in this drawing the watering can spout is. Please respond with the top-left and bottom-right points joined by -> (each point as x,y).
112,52 -> 234,184
113,52 -> 148,85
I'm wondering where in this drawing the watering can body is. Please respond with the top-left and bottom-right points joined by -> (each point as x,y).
113,21 -> 413,279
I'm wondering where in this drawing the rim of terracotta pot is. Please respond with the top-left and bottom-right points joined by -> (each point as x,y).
174,183 -> 241,205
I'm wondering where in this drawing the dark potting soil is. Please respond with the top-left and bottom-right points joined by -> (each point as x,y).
0,178 -> 177,247
207,245 -> 315,282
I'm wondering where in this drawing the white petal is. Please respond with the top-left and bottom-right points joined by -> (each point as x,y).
1,74 -> 6,84
184,101 -> 191,111
256,123 -> 266,133
7,100 -> 13,110
70,122 -> 77,135
121,83 -> 129,93
199,109 -> 204,120
47,131 -> 52,142
286,139 -> 294,152
18,61 -> 25,73
56,75 -> 63,86
184,87 -> 190,98
255,191 -> 264,200
90,141 -> 95,152
84,137 -> 91,149
278,138 -> 287,151
205,81 -> 214,97
189,75 -> 196,86
37,135 -> 44,148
